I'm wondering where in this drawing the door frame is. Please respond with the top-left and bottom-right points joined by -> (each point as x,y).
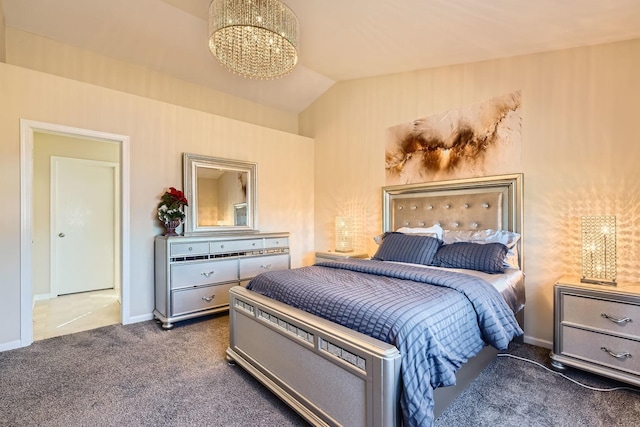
20,119 -> 131,347
50,157 -> 120,298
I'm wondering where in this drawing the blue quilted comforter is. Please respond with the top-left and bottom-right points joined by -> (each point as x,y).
246,259 -> 523,427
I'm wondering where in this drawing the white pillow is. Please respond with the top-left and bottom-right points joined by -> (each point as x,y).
373,224 -> 444,245
396,224 -> 444,240
442,229 -> 521,269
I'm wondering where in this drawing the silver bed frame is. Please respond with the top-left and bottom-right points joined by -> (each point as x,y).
226,173 -> 524,427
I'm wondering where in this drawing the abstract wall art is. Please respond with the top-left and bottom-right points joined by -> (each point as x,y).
385,91 -> 522,185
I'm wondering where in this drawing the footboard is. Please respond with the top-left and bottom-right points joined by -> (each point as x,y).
226,286 -> 403,427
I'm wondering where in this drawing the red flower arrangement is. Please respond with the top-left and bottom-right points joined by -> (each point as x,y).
157,187 -> 189,223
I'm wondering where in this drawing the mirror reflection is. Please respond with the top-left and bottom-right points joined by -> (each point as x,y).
183,153 -> 257,234
195,166 -> 247,226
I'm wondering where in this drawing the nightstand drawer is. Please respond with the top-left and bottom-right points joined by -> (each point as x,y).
170,259 -> 238,289
563,294 -> 640,337
171,283 -> 236,316
561,326 -> 640,375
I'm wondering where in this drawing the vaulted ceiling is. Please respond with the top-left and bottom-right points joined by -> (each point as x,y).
3,0 -> 640,113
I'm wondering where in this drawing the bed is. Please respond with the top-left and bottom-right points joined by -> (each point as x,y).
226,173 -> 525,427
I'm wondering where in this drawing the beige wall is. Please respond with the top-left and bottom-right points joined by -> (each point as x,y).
0,62 -> 314,348
32,133 -> 120,297
5,28 -> 298,134
0,2 -> 5,62
301,38 -> 640,346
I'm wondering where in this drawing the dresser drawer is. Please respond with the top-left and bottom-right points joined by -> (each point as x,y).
170,259 -> 238,289
563,294 -> 640,337
561,326 -> 640,375
170,241 -> 210,257
171,283 -> 236,316
265,237 -> 289,249
210,239 -> 262,254
239,254 -> 290,279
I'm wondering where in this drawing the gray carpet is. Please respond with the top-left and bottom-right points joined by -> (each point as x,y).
0,314 -> 306,427
1,314 -> 638,427
435,343 -> 640,427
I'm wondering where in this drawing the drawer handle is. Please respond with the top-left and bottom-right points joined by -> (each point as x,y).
201,295 -> 215,303
260,264 -> 272,269
601,347 -> 632,359
601,313 -> 633,324
201,271 -> 215,278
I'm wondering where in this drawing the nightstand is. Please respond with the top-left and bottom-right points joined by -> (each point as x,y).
550,276 -> 640,387
315,250 -> 369,263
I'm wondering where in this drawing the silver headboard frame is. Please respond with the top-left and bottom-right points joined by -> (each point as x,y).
382,173 -> 524,268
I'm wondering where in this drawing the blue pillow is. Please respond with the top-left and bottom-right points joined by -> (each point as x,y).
372,232 -> 441,265
431,242 -> 508,274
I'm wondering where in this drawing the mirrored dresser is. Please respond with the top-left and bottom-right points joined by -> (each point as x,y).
154,232 -> 289,329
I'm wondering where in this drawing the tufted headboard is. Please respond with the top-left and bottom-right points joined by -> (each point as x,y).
387,191 -> 504,231
382,174 -> 524,266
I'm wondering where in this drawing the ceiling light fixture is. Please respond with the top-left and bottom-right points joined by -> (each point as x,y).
208,0 -> 299,79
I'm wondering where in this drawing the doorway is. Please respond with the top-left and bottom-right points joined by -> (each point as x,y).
20,120 -> 131,347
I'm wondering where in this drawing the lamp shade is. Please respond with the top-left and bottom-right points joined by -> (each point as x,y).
335,216 -> 355,253
581,215 -> 616,285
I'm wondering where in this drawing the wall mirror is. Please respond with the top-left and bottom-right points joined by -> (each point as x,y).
183,153 -> 257,235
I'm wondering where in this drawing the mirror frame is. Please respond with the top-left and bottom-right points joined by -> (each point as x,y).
182,153 -> 258,235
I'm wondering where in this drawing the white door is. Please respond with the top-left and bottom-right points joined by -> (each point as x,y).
51,157 -> 118,295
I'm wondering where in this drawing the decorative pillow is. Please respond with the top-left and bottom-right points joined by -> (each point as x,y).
442,229 -> 521,269
372,232 -> 441,265
431,242 -> 508,274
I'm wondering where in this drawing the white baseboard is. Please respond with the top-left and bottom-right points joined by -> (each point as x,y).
33,293 -> 54,302
0,339 -> 27,352
523,335 -> 552,349
125,312 -> 154,325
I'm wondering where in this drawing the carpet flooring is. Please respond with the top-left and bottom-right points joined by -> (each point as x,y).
435,342 -> 640,426
1,314 -> 638,427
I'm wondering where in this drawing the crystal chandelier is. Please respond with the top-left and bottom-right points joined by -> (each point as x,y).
208,0 -> 299,79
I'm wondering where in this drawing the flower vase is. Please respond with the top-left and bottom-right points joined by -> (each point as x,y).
164,219 -> 182,236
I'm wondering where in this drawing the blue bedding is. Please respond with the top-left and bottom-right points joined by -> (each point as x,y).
246,259 -> 523,427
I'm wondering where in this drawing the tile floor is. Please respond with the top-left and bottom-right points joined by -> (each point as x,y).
32,288 -> 121,341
